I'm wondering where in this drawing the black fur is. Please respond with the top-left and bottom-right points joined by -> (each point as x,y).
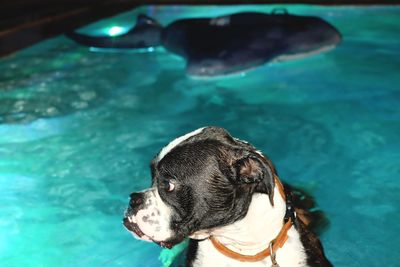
155,140 -> 256,238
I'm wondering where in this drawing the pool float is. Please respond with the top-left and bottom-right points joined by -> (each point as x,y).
67,11 -> 341,77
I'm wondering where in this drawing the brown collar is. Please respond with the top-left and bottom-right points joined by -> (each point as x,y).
209,175 -> 293,262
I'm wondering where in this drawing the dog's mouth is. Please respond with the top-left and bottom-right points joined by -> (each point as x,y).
123,216 -> 155,242
122,216 -> 176,248
125,217 -> 184,249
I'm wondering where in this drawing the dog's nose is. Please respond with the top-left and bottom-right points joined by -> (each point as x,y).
129,192 -> 144,208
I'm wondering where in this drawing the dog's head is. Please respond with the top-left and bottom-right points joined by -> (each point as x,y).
123,126 -> 276,248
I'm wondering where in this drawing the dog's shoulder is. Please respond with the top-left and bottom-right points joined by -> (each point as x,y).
285,184 -> 333,267
185,239 -> 199,267
296,220 -> 333,267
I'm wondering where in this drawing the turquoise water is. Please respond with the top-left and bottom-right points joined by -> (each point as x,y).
1,5 -> 399,267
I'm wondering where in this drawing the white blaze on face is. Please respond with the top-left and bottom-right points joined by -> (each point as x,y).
134,188 -> 174,242
157,127 -> 205,162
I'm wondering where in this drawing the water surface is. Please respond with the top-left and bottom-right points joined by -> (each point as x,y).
0,5 -> 399,267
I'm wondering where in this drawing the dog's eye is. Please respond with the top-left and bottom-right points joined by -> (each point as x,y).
166,181 -> 175,192
161,179 -> 175,192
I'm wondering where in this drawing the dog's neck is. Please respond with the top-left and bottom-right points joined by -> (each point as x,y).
212,189 -> 286,255
192,188 -> 286,256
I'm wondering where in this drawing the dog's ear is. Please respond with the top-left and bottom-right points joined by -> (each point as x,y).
233,154 -> 275,205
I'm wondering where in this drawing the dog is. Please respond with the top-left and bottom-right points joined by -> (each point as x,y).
123,126 -> 332,267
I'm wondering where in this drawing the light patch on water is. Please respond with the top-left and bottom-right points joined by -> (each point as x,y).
89,46 -> 157,53
0,118 -> 66,143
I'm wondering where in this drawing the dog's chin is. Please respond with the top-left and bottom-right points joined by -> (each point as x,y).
123,217 -> 182,249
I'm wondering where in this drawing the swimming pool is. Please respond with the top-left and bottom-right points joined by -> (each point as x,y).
0,4 -> 399,267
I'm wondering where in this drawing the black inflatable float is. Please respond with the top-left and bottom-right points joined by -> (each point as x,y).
67,11 -> 341,77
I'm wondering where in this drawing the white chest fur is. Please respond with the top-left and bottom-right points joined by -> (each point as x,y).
190,192 -> 307,267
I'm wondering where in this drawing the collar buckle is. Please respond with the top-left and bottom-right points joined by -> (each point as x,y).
269,241 -> 280,267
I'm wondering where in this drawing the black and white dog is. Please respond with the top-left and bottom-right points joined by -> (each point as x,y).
123,126 -> 332,267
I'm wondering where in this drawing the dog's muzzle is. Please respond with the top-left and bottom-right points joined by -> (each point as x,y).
123,192 -> 153,242
123,188 -> 177,248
